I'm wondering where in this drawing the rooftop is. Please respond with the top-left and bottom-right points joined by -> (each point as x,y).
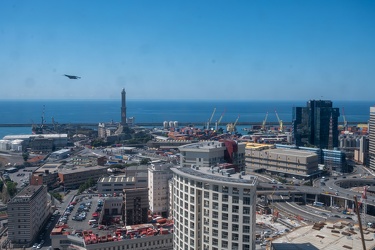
59,165 -> 107,174
3,134 -> 68,140
245,142 -> 275,150
269,148 -> 318,157
272,223 -> 375,250
172,166 -> 258,186
179,141 -> 225,150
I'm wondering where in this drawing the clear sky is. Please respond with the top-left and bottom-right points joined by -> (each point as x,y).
1,0 -> 374,100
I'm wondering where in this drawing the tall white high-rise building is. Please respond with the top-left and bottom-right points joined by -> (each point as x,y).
171,166 -> 257,250
369,107 -> 375,170
148,162 -> 174,217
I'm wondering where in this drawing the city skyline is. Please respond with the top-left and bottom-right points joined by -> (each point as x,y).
1,1 -> 375,100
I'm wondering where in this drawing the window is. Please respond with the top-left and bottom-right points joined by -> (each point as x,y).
212,220 -> 218,228
222,194 -> 228,202
213,229 -> 218,237
232,214 -> 239,222
212,238 -> 218,246
232,205 -> 239,213
212,202 -> 219,210
213,193 -> 218,200
204,191 -> 209,199
213,185 -> 219,191
243,207 -> 250,214
222,232 -> 228,239
244,197 -> 251,205
222,213 -> 228,220
233,187 -> 239,194
243,216 -> 250,223
232,233 -> 239,241
222,204 -> 228,211
232,224 -> 239,232
232,196 -> 239,203
243,225 -> 250,233
222,222 -> 228,230
213,211 -> 218,219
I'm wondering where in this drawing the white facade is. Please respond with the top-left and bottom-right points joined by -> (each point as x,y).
171,166 -> 257,250
0,140 -> 11,151
179,141 -> 226,168
7,185 -> 49,247
370,107 -> 375,170
97,173 -> 148,194
148,163 -> 174,217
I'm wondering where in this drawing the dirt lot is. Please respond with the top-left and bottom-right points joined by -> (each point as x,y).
0,153 -> 24,169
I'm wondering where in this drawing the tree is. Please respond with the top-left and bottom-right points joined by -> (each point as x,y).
50,192 -> 63,202
6,181 -> 17,197
0,180 -> 3,192
140,158 -> 151,165
22,152 -> 29,162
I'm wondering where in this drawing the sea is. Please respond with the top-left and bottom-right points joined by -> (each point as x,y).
0,99 -> 373,139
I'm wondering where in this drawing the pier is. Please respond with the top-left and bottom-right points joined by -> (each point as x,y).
0,121 -> 365,128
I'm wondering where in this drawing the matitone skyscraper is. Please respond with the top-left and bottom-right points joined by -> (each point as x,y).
121,88 -> 127,126
293,100 -> 340,149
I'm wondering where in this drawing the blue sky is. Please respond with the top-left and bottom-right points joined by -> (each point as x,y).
0,0 -> 374,100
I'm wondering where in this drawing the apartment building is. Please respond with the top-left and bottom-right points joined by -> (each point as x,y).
7,185 -> 49,247
171,166 -> 257,250
148,162 -> 175,217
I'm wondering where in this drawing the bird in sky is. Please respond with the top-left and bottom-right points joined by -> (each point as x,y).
63,74 -> 81,79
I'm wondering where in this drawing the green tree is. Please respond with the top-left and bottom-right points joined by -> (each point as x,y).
140,158 -> 151,165
50,192 -> 63,202
22,152 -> 29,162
6,181 -> 17,197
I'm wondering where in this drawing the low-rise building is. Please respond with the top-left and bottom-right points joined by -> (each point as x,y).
3,134 -> 68,151
97,173 -> 148,194
246,146 -> 319,178
30,163 -> 61,188
179,140 -> 246,169
58,165 -> 107,189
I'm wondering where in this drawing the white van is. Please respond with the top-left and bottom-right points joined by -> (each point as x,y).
88,219 -> 97,225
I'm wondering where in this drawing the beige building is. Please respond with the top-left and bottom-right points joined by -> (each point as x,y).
245,147 -> 319,178
51,231 -> 173,250
58,165 -> 107,189
148,162 -> 174,217
97,173 -> 148,194
7,185 -> 50,247
179,141 -> 226,168
179,140 -> 246,169
172,166 -> 258,250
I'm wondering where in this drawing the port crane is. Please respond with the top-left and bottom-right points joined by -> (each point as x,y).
342,107 -> 348,131
226,115 -> 240,133
215,110 -> 226,131
275,110 -> 283,132
261,112 -> 268,131
206,107 -> 216,130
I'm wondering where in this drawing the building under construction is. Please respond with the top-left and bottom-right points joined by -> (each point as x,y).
123,187 -> 149,226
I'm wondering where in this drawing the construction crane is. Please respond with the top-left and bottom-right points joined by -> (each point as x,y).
206,107 -> 216,130
261,112 -> 268,131
342,107 -> 348,131
275,110 -> 283,132
354,195 -> 366,250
